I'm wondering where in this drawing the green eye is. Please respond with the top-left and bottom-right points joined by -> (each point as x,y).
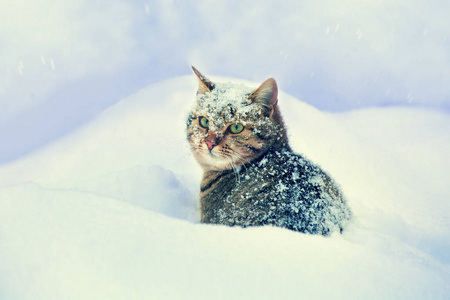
229,123 -> 244,134
199,116 -> 209,129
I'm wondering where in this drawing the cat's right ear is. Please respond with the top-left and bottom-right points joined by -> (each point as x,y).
248,78 -> 278,117
192,66 -> 215,94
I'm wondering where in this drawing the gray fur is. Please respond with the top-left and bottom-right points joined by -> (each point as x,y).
188,69 -> 351,235
201,146 -> 351,235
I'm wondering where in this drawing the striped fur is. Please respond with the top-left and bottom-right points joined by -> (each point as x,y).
187,68 -> 351,235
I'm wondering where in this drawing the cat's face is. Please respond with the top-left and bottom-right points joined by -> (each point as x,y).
187,67 -> 282,171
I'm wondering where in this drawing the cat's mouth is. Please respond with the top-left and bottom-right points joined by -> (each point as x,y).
198,143 -> 240,170
204,145 -> 225,159
188,135 -> 248,170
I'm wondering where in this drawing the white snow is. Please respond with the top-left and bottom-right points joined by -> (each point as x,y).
1,76 -> 449,299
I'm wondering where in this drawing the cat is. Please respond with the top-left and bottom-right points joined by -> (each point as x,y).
186,66 -> 351,235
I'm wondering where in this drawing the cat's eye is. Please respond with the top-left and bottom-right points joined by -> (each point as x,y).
229,123 -> 244,134
199,116 -> 210,129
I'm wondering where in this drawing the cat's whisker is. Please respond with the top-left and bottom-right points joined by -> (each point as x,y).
177,144 -> 196,157
228,151 -> 248,173
228,158 -> 241,183
169,138 -> 191,147
170,140 -> 198,163
171,139 -> 205,169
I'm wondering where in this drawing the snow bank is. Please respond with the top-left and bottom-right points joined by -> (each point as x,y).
0,76 -> 449,299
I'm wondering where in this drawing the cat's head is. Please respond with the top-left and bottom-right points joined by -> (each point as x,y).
187,66 -> 288,171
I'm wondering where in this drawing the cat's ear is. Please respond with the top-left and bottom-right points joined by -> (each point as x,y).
192,66 -> 215,94
248,78 -> 278,114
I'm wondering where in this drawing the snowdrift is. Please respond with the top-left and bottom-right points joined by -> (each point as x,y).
0,76 -> 449,299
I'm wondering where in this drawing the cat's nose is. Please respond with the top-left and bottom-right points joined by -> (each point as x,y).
205,140 -> 217,150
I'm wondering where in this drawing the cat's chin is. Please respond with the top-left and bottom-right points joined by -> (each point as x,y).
195,149 -> 239,171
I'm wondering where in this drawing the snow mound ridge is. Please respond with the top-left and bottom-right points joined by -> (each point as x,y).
0,76 -> 449,299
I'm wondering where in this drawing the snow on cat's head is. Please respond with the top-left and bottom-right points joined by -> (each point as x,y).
186,67 -> 286,171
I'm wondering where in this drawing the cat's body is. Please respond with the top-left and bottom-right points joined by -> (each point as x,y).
187,67 -> 351,235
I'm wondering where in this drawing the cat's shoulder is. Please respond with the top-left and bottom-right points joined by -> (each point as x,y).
244,148 -> 339,197
250,148 -> 321,177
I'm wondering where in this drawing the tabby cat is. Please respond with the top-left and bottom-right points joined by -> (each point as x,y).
186,67 -> 351,235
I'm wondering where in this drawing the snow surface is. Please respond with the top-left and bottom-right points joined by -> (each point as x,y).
1,76 -> 450,299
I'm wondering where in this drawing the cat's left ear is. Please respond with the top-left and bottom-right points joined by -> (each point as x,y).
248,78 -> 278,116
192,66 -> 215,94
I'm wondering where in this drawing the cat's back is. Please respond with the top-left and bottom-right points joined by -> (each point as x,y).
202,149 -> 351,235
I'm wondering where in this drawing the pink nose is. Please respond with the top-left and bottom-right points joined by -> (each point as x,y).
205,140 -> 217,150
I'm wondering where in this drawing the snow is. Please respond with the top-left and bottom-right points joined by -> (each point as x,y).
1,76 -> 449,299
194,81 -> 263,129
